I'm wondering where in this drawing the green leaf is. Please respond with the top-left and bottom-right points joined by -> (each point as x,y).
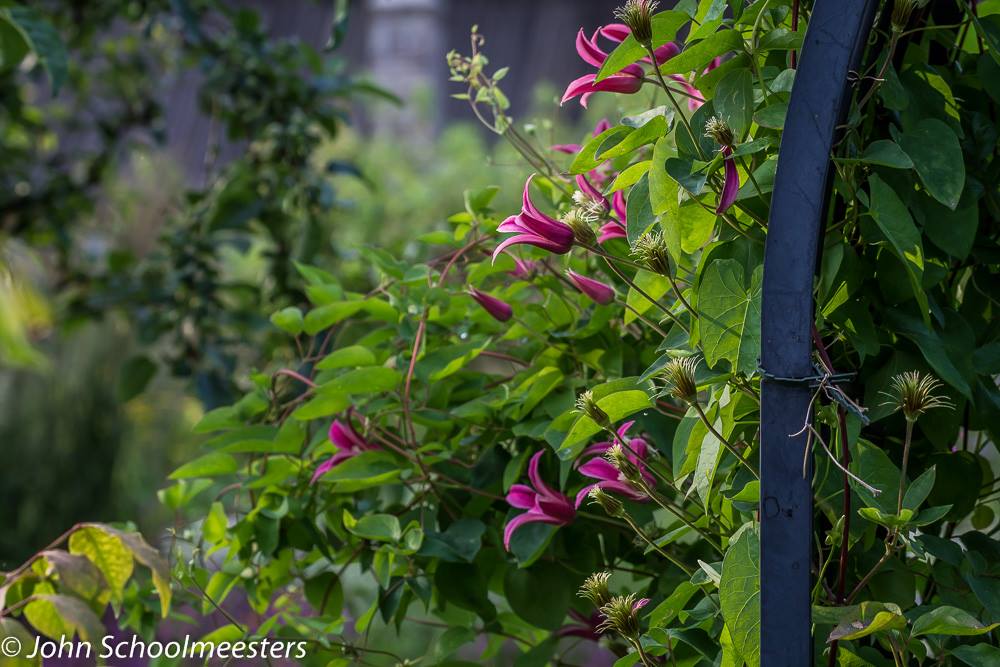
503,561 -> 576,630
610,160 -> 652,192
418,338 -> 492,381
595,11 -> 690,82
316,345 -> 377,370
625,270 -> 670,324
68,526 -> 134,603
952,643 -> 1000,666
753,102 -> 788,129
118,355 -> 157,402
571,126 -> 633,174
714,68 -> 754,138
897,118 -> 966,210
912,606 -> 1000,637
867,175 -> 929,323
828,602 -> 906,642
0,8 -> 68,93
303,301 -> 365,334
598,116 -> 668,160
559,385 -> 653,458
698,260 -> 762,374
319,366 -> 401,394
658,29 -> 742,76
317,451 -> 401,490
859,140 -> 913,169
343,511 -> 401,542
626,173 -> 656,244
169,451 -> 239,479
270,307 -> 304,335
25,594 -> 104,642
101,526 -> 172,618
720,526 -> 760,667
0,618 -> 39,667
902,466 -> 935,510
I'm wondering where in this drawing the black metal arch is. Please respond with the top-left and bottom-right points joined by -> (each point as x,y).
759,1 -> 877,664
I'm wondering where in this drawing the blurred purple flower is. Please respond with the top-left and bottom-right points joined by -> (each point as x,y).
504,450 -> 575,550
493,176 -> 575,261
556,610 -> 603,641
311,415 -> 378,483
468,288 -> 513,322
567,270 -> 616,305
509,257 -> 538,279
552,118 -> 611,154
574,421 -> 656,507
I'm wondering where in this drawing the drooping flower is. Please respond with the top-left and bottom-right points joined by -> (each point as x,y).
509,257 -> 538,279
598,191 -> 628,244
503,450 -> 576,550
705,116 -> 740,215
561,28 -> 645,107
468,288 -> 513,322
311,414 -> 378,483
493,175 -> 575,262
574,420 -> 656,507
567,270 -> 616,305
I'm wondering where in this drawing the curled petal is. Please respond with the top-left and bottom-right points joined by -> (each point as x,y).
506,484 -> 537,510
717,148 -> 740,215
578,441 -> 613,461
616,420 -> 636,440
600,23 -> 630,42
576,28 -> 608,68
561,73 -> 643,107
574,483 -> 600,509
310,451 -> 353,484
329,419 -> 366,452
579,457 -> 621,483
612,190 -> 627,221
551,143 -> 582,154
598,221 -> 626,245
575,174 -> 609,209
592,118 -> 611,135
492,234 -> 569,263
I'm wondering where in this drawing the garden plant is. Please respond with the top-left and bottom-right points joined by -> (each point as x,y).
4,0 -> 1000,666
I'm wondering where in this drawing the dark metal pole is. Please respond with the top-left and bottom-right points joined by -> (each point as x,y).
759,1 -> 876,664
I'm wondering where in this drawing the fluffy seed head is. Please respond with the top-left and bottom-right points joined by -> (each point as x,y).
704,116 -> 734,147
614,0 -> 659,45
606,443 -> 645,489
881,371 -> 954,423
661,356 -> 699,404
891,0 -> 928,32
597,593 -> 645,638
589,487 -> 625,518
563,209 -> 598,245
631,230 -> 671,276
579,571 -> 613,608
577,390 -> 611,427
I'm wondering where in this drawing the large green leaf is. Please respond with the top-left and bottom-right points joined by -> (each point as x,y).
626,173 -> 656,244
595,11 -> 690,82
503,561 -> 577,630
897,118 -> 966,210
911,606 -> 1000,637
720,526 -> 760,667
952,643 -> 1000,666
698,260 -> 762,374
658,29 -> 743,76
867,175 -> 929,323
713,68 -> 754,138
0,7 -> 67,93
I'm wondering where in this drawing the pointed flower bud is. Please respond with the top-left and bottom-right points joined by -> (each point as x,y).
597,593 -> 650,639
881,371 -> 954,423
578,571 -> 613,608
661,356 -> 699,405
589,486 -> 625,518
567,270 -> 616,305
614,0 -> 659,46
631,230 -> 671,276
468,288 -> 513,322
891,0 -> 928,32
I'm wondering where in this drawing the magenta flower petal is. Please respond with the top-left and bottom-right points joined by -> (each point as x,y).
575,483 -> 600,508
503,511 -> 548,551
561,73 -> 643,107
507,484 -> 537,510
576,28 -> 609,68
575,174 -> 609,209
716,146 -> 740,215
567,270 -> 616,305
593,118 -> 611,135
551,143 -> 582,154
469,288 -> 513,322
579,457 -> 620,482
598,221 -> 627,244
612,190 -> 627,221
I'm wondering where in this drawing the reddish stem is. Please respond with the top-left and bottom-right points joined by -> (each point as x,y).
790,0 -> 800,69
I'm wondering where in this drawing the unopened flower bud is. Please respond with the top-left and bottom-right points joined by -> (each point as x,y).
631,231 -> 671,276
661,356 -> 699,405
589,487 -> 625,518
704,116 -> 734,148
577,390 -> 610,427
597,593 -> 649,639
614,0 -> 659,46
578,571 -> 613,608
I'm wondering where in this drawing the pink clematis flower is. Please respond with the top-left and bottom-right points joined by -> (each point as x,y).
561,28 -> 646,108
311,414 -> 378,483
574,421 -> 656,507
600,23 -> 681,64
493,175 -> 575,262
717,145 -> 740,214
509,257 -> 538,279
504,450 -> 576,550
567,270 -> 616,305
671,57 -> 720,111
468,288 -> 513,322
598,191 -> 628,244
